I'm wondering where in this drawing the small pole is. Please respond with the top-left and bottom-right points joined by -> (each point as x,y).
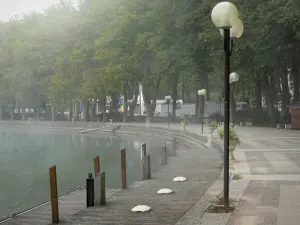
162,146 -> 167,165
86,173 -> 94,207
121,149 -> 127,189
147,154 -> 151,179
167,103 -> 170,128
49,166 -> 59,223
94,156 -> 100,176
100,172 -> 106,205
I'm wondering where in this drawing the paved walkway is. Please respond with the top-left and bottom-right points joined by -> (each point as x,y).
226,126 -> 300,225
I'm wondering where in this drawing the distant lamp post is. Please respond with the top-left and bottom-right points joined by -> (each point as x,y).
211,1 -> 244,209
197,89 -> 207,134
165,95 -> 172,128
230,72 -> 239,127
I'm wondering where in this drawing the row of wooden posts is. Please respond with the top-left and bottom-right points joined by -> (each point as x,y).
49,138 -> 177,223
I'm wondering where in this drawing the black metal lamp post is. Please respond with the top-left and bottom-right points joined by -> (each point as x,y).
211,1 -> 244,209
197,89 -> 207,134
165,95 -> 172,128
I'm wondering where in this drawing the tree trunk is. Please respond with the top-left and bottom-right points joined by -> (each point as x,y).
293,66 -> 299,102
103,97 -> 107,122
142,86 -> 156,119
181,82 -> 185,103
110,92 -> 119,112
51,104 -> 56,122
204,73 -> 210,100
171,80 -> 178,122
255,78 -> 263,125
280,71 -> 290,118
0,105 -> 2,120
36,107 -> 40,121
83,99 -> 89,122
10,96 -> 14,121
74,102 -> 80,121
68,102 -> 73,122
123,83 -> 128,122
255,78 -> 262,111
91,102 -> 96,121
264,77 -> 276,126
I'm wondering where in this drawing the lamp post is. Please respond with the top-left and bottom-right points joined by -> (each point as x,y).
230,72 -> 239,127
211,1 -> 244,209
165,95 -> 172,128
197,89 -> 207,134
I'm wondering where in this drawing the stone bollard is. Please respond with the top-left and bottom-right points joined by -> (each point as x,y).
94,172 -> 106,206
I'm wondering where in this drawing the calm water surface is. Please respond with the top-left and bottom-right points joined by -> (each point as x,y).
0,127 -> 165,220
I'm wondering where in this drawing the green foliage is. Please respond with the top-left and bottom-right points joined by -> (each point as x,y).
0,0 -> 298,121
217,125 -> 241,145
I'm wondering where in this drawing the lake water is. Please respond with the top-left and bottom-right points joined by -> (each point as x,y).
0,127 -> 165,220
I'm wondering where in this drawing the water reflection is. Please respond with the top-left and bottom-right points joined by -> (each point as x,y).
0,127 -> 165,220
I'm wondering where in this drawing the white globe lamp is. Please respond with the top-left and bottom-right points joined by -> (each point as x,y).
211,1 -> 239,29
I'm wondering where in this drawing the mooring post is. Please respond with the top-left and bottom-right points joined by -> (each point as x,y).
86,173 -> 94,207
146,154 -> 151,179
94,156 -> 100,176
49,166 -> 59,223
141,143 -> 146,180
94,173 -> 101,206
162,146 -> 167,165
121,149 -> 127,189
141,143 -> 146,160
100,172 -> 106,205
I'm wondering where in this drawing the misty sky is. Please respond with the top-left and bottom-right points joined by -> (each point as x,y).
0,0 -> 65,21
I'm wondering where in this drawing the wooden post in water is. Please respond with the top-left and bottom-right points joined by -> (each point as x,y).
162,146 -> 167,165
141,143 -> 146,159
100,172 -> 106,205
121,149 -> 127,189
94,156 -> 100,176
49,166 -> 59,223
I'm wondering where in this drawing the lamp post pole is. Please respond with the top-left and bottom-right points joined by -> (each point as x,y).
197,89 -> 207,134
167,101 -> 170,128
223,28 -> 231,208
230,82 -> 235,127
211,1 -> 244,209
201,96 -> 204,134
